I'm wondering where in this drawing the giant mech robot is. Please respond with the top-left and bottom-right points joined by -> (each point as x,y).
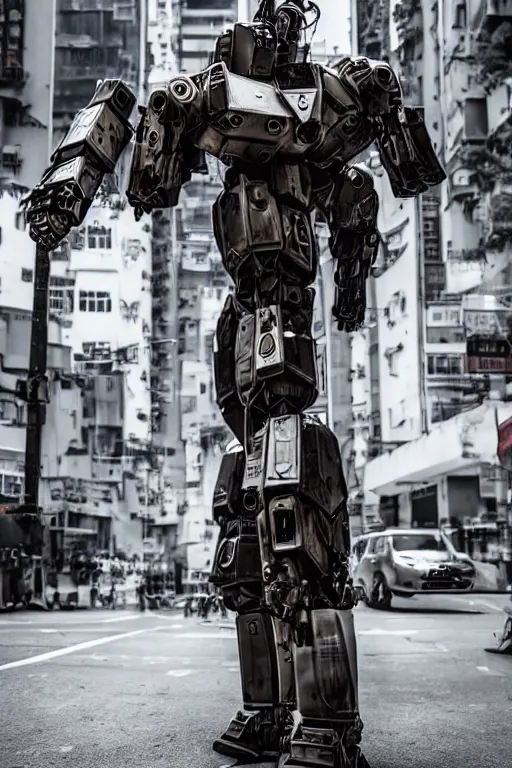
24,1 -> 445,766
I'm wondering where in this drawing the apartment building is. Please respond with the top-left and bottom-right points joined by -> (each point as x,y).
0,0 -> 57,506
34,0 -> 168,562
351,0 -> 512,529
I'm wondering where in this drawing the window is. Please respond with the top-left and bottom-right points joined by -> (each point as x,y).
464,98 -> 488,140
199,382 -> 207,395
87,224 -> 112,250
2,473 -> 23,497
453,1 -> 467,28
373,537 -> 387,554
79,291 -> 112,312
21,268 -> 33,282
15,211 -> 26,231
392,533 -> 447,552
427,354 -> 464,375
126,344 -> 139,363
49,288 -> 74,314
426,327 -> 465,343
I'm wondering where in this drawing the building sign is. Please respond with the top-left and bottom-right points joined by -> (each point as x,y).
466,336 -> 512,374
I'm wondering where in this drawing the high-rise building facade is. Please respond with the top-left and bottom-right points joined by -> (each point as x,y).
351,0 -> 512,531
38,0 -> 163,565
0,0 -> 61,508
168,0 -> 238,592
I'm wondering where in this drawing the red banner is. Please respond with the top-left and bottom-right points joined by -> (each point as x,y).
497,416 -> 512,470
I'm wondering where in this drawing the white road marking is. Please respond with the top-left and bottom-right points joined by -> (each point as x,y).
59,746 -> 74,753
154,614 -> 189,622
100,615 -> 142,623
0,626 -> 164,672
40,629 -> 59,634
477,666 -> 490,672
166,669 -> 193,677
358,628 -> 419,636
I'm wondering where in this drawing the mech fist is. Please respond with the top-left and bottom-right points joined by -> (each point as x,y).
23,79 -> 136,249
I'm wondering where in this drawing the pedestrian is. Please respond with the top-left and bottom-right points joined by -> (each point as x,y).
136,578 -> 146,612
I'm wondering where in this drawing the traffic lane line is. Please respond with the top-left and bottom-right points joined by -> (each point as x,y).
0,612 -> 151,627
0,626 -> 239,670
0,625 -> 169,672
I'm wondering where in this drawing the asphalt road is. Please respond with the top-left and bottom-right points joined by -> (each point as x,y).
0,594 -> 510,768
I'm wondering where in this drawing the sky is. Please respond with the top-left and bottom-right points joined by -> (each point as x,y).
313,0 -> 351,55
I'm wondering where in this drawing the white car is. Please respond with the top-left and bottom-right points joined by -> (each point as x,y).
352,528 -> 476,609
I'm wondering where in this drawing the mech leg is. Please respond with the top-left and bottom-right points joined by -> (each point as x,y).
210,162 -> 369,768
325,165 -> 380,333
209,442 -> 293,761
259,414 -> 367,768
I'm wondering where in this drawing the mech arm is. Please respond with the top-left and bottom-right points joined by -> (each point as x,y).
127,75 -> 205,220
23,79 -> 136,249
337,56 -> 446,198
24,75 -> 205,247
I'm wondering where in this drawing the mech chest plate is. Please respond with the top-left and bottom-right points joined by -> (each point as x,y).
197,62 -> 323,164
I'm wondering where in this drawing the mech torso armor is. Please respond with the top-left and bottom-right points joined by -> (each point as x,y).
191,57 -> 374,168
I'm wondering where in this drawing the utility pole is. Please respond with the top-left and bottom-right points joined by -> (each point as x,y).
24,243 -> 51,510
9,241 -> 52,607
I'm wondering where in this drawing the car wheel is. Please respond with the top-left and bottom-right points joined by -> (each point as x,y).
369,573 -> 392,610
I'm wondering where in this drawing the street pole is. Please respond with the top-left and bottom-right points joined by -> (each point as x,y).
24,243 -> 50,509
17,241 -> 51,606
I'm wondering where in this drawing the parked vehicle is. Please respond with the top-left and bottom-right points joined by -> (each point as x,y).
352,528 -> 476,609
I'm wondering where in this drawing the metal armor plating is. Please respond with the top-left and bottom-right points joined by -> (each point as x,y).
23,2 -> 446,766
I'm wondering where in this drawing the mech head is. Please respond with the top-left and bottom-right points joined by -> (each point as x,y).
254,0 -> 320,65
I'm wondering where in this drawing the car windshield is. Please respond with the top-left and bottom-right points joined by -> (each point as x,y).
392,534 -> 447,552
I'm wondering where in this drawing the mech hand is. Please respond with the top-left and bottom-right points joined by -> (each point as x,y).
23,79 -> 136,249
332,241 -> 377,333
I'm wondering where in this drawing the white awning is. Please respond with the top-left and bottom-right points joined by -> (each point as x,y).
364,402 -> 512,496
